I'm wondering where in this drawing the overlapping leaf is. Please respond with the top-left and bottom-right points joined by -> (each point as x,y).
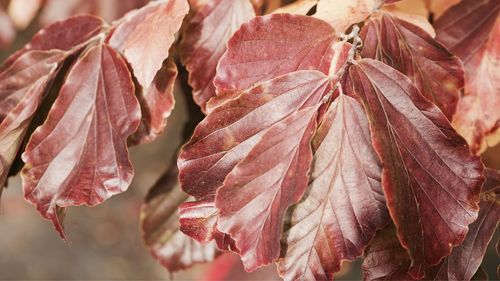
435,0 -> 500,154
129,57 -> 177,145
108,0 -> 188,88
0,50 -> 65,196
179,0 -> 255,112
22,43 -> 141,238
360,12 -> 464,119
349,59 -> 483,278
363,169 -> 499,281
141,163 -> 220,272
278,87 -> 389,280
213,14 -> 337,93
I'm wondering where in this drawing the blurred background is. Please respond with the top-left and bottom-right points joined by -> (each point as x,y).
0,0 -> 498,280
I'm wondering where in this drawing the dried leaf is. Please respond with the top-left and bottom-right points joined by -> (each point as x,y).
360,12 -> 463,120
314,0 -> 383,32
349,59 -> 483,278
141,163 -> 220,272
108,0 -> 189,88
179,0 -> 255,112
130,57 -> 177,145
0,50 -> 65,194
383,5 -> 435,36
278,90 -> 389,280
214,14 -> 336,94
22,43 -> 141,238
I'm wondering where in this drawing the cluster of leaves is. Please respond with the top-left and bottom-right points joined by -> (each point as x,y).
0,0 -> 148,49
0,0 -> 499,280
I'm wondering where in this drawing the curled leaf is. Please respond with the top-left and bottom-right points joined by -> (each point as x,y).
349,59 -> 483,278
141,163 -> 220,272
108,0 -> 189,88
0,50 -> 65,195
130,57 -> 177,145
22,43 -> 141,238
179,0 -> 255,112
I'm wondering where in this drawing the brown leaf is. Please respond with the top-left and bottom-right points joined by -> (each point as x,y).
21,43 -> 141,238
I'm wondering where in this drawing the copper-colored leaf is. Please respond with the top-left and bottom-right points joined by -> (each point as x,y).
108,0 -> 189,88
362,224 -> 414,281
314,0 -> 383,32
21,43 -> 141,238
360,12 -> 464,120
349,59 -> 483,278
0,50 -> 65,195
435,0 -> 500,154
178,71 -> 330,257
214,14 -> 336,94
1,15 -> 103,72
363,169 -> 499,281
424,168 -> 500,281
179,0 -> 255,112
141,163 -> 220,272
130,57 -> 177,145
216,105 -> 319,271
278,90 -> 389,280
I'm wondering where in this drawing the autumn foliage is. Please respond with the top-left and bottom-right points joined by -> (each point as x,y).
0,0 -> 499,280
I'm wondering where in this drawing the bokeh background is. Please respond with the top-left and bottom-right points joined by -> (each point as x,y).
0,0 -> 498,280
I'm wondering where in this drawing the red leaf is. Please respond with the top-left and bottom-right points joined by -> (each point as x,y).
21,43 -> 141,238
363,169 -> 500,281
435,0 -> 500,154
141,163 -> 220,272
424,168 -> 500,280
362,224 -> 414,281
179,0 -> 255,112
349,59 -> 483,278
108,0 -> 188,88
213,14 -> 337,94
314,0 -> 383,32
278,89 -> 389,280
0,50 -> 65,194
434,0 -> 499,64
360,12 -> 464,120
1,15 -> 103,72
216,105 -> 318,271
130,57 -> 177,145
